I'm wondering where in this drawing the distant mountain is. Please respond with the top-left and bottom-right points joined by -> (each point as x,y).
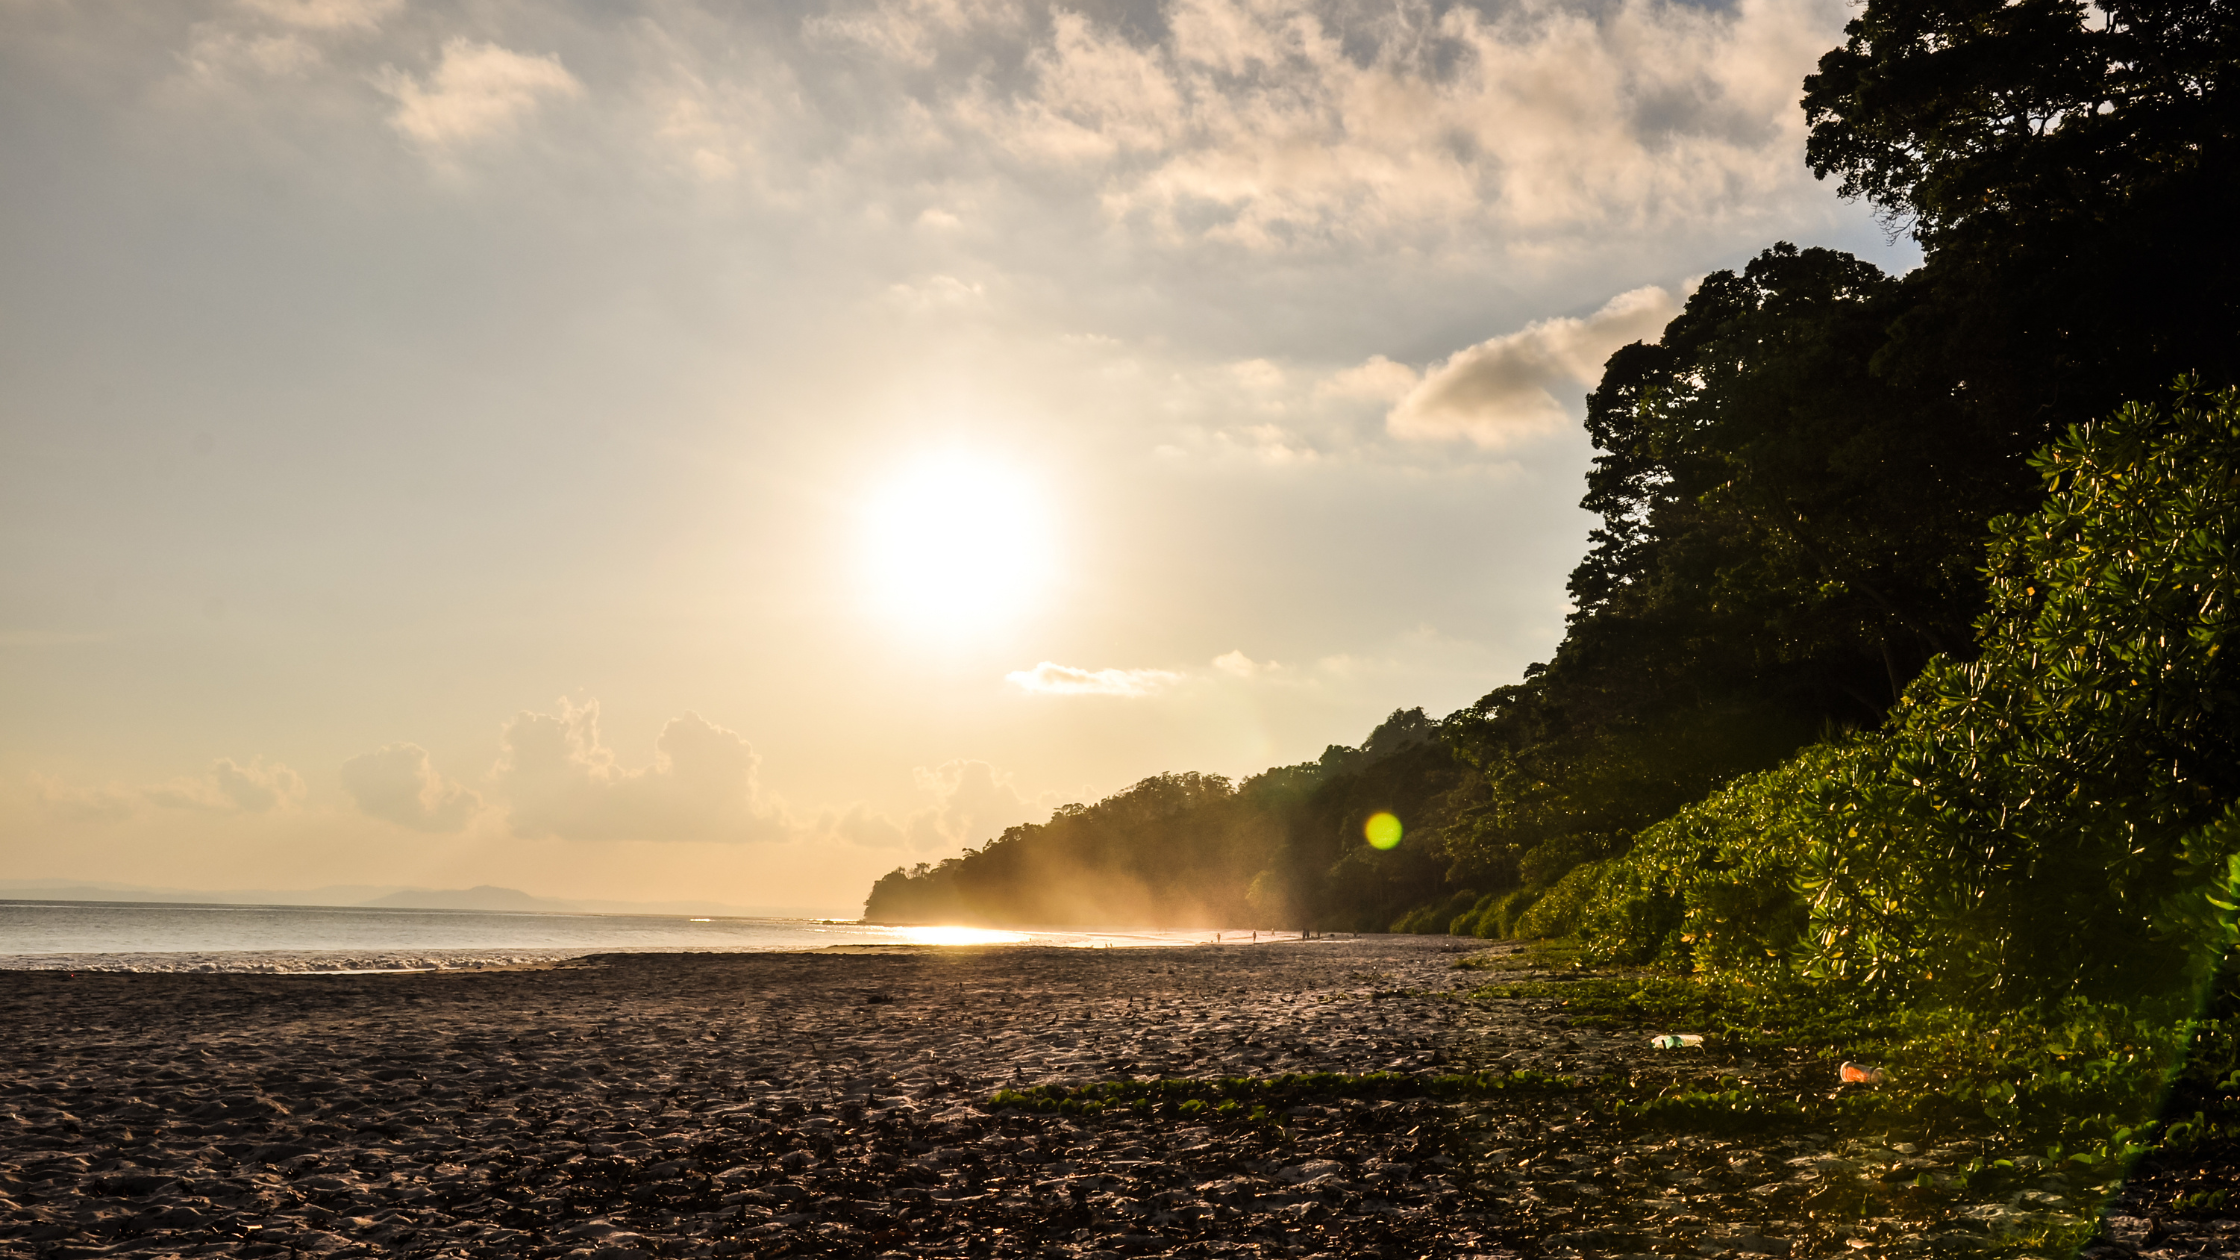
357,885 -> 560,913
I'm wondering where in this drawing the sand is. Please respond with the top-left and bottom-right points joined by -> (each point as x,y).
0,936 -> 1550,1259
13,935 -> 2215,1260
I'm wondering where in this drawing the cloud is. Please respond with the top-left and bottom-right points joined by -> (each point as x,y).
1385,284 -> 1681,449
906,759 -> 1041,847
826,802 -> 910,849
1212,649 -> 1281,678
886,274 -> 986,312
1004,661 -> 1181,697
29,757 -> 307,818
235,0 -> 400,30
339,743 -> 482,832
378,39 -> 583,150
180,30 -> 324,83
816,759 -> 1051,853
804,0 -> 1019,69
1317,355 -> 1419,404
924,0 -> 1837,251
28,773 -> 140,822
143,758 -> 307,813
496,699 -> 788,843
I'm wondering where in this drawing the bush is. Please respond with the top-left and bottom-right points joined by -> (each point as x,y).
1579,383 -> 2240,1010
1799,383 -> 2240,1007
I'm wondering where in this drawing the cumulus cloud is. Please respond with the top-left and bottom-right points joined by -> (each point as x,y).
496,699 -> 788,843
143,757 -> 308,813
378,39 -> 583,150
816,759 -> 1050,853
1384,285 -> 1682,449
907,759 -> 1040,847
1317,355 -> 1419,404
1004,661 -> 1181,697
339,743 -> 482,832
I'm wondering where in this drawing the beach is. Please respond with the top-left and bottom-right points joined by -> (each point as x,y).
6,936 -> 2218,1260
1,936 -> 1549,1259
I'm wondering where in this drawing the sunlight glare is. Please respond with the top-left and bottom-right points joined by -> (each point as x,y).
890,925 -> 1031,946
861,454 -> 1053,633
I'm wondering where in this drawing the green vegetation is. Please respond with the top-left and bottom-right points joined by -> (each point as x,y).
873,4 -> 2240,1200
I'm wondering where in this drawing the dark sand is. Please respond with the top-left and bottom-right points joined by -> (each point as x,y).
7,937 -> 2228,1260
0,937 -> 1531,1259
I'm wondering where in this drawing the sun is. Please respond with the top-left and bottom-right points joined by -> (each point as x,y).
860,454 -> 1053,633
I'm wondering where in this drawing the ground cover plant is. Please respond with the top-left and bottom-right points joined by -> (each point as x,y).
1451,959 -> 2240,1260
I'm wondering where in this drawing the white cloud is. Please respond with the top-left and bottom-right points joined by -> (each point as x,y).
1212,649 -> 1278,677
339,743 -> 482,833
495,699 -> 789,843
1385,284 -> 1681,449
1229,358 -> 1285,392
1317,355 -> 1419,404
144,757 -> 308,813
378,39 -> 583,150
1004,661 -> 1181,697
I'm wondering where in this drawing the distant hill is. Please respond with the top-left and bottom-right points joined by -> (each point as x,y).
357,885 -> 559,913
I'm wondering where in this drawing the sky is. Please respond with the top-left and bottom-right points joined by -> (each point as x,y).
0,0 -> 1919,916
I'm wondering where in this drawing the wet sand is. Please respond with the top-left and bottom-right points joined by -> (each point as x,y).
0,936 -> 1526,1259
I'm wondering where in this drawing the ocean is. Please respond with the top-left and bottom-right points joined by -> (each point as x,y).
0,899 -> 1208,972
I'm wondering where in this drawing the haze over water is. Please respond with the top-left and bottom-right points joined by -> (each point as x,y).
0,900 -> 1204,971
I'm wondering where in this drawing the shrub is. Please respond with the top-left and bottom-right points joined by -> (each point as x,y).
1580,383 -> 2240,1009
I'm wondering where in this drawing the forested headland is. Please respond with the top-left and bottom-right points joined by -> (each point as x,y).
865,0 -> 2240,1014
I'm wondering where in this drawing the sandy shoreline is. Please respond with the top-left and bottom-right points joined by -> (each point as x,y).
1,936 -> 1539,1259
17,936 -> 2217,1260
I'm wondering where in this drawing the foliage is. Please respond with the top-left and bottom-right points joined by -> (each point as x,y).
1572,386 -> 2240,1007
1803,0 -> 2240,248
1800,386 -> 2240,1005
1430,239 -> 2064,919
865,709 -> 1467,930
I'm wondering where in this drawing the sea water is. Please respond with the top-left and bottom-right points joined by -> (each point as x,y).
0,899 -> 1206,972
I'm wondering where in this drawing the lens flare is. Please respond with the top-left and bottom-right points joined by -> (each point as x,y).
1364,811 -> 1403,850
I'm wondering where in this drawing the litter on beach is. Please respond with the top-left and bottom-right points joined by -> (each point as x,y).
1648,1033 -> 1704,1048
1840,1061 -> 1887,1084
